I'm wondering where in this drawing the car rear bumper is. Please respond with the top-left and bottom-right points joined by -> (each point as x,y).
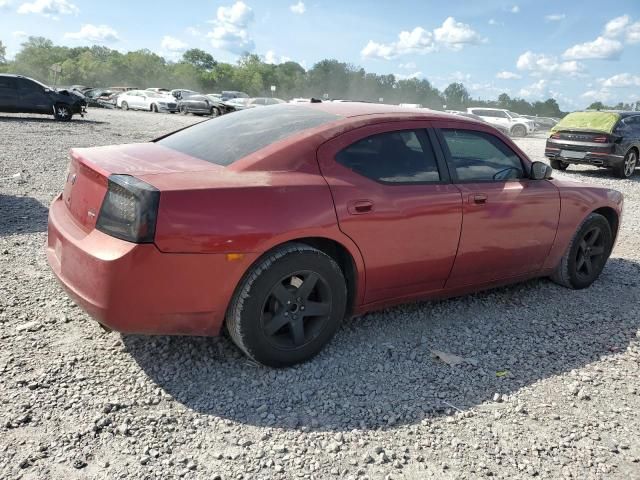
46,195 -> 256,336
545,142 -> 623,167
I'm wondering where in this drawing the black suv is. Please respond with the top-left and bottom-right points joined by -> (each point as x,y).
545,110 -> 640,178
0,74 -> 86,121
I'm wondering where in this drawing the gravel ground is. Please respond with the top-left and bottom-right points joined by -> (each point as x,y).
0,109 -> 638,480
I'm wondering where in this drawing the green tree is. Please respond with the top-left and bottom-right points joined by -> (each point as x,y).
587,101 -> 606,110
182,49 -> 217,71
0,40 -> 6,64
443,82 -> 470,109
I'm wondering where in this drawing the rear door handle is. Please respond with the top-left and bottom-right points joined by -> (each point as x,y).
470,194 -> 488,205
347,200 -> 374,215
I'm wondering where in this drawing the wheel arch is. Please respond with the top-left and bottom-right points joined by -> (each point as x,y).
592,206 -> 619,242
230,235 -> 365,319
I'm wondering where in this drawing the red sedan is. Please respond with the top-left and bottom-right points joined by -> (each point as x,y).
47,103 -> 623,367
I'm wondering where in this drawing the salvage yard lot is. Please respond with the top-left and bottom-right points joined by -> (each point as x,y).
0,109 -> 639,480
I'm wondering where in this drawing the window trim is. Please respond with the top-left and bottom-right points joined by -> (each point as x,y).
434,127 -> 529,184
334,127 -> 450,186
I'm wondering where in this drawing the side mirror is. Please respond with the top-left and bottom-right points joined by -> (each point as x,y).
530,161 -> 552,180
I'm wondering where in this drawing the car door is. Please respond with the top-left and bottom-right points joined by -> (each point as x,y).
0,76 -> 18,112
317,122 -> 463,304
433,122 -> 560,288
16,77 -> 53,113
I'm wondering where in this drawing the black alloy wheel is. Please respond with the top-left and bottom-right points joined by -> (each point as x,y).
226,244 -> 347,367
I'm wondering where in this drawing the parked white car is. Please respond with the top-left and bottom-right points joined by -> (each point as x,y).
466,107 -> 535,137
117,90 -> 178,113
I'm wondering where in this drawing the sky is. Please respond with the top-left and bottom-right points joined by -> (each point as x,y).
1,0 -> 640,109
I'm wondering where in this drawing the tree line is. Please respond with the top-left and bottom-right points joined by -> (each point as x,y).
0,37 -> 573,116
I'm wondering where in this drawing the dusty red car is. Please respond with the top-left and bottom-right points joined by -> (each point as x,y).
47,103 -> 623,366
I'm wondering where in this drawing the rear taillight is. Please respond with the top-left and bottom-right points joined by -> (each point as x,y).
96,175 -> 160,243
592,135 -> 609,143
550,132 -> 561,139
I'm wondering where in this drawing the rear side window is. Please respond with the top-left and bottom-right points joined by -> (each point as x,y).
0,77 -> 16,90
336,130 -> 441,183
440,129 -> 524,181
157,105 -> 340,166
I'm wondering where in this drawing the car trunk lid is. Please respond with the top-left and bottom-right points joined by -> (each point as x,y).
62,143 -> 221,231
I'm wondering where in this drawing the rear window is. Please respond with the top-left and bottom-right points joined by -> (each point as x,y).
552,111 -> 621,134
157,105 -> 340,166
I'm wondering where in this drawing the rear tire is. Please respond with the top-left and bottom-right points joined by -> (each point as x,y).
551,213 -> 613,289
550,159 -> 569,170
614,149 -> 637,178
511,125 -> 526,137
226,243 -> 347,367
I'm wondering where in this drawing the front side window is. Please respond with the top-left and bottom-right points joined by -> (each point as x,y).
336,130 -> 441,183
440,129 -> 524,182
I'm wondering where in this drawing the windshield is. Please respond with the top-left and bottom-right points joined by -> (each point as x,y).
157,104 -> 340,166
507,111 -> 521,118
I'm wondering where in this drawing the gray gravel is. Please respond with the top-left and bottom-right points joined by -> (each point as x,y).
1,109 -> 639,480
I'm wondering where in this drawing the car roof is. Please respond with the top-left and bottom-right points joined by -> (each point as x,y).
300,101 -> 465,121
468,107 -> 506,111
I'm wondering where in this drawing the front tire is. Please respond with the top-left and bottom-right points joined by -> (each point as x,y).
551,213 -> 613,289
226,243 -> 347,367
614,149 -> 637,178
121,101 -> 129,111
180,105 -> 189,115
151,103 -> 158,113
53,103 -> 73,121
550,159 -> 569,170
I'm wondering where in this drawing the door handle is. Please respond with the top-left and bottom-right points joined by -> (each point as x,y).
470,194 -> 488,205
347,200 -> 374,215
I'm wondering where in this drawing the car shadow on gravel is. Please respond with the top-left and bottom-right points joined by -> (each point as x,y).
0,115 -> 107,125
0,194 -> 49,236
124,257 -> 640,432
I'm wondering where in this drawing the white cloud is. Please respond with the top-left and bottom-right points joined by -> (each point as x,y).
603,15 -> 630,38
362,17 -> 481,59
601,73 -> 640,88
186,27 -> 202,37
510,5 -> 519,13
517,51 -> 583,76
394,71 -> 423,81
0,0 -> 12,9
433,17 -> 483,50
289,1 -> 305,14
563,36 -> 623,60
264,50 -> 291,64
582,89 -> 612,101
398,61 -> 417,70
488,18 -> 499,25
496,71 -> 521,79
207,1 -> 255,53
519,79 -> 548,98
12,30 -> 27,38
627,22 -> 640,44
64,24 -> 119,43
161,36 -> 188,52
17,0 -> 78,17
545,13 -> 565,22
361,27 -> 435,59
